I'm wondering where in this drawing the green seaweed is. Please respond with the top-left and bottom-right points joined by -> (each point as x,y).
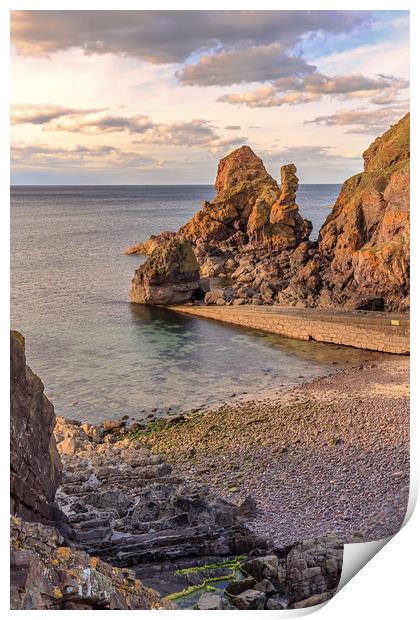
165,556 -> 247,603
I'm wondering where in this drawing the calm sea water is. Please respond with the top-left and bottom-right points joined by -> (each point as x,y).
11,184 -> 371,423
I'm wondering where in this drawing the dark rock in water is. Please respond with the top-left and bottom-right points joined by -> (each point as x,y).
10,331 -> 65,529
225,575 -> 256,596
196,591 -> 226,610
233,588 -> 267,609
129,235 -> 201,305
10,516 -> 170,610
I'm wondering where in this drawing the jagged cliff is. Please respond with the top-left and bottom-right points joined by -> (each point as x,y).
281,113 -> 410,311
127,115 -> 409,312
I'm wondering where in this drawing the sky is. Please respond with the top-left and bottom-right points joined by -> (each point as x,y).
10,10 -> 410,185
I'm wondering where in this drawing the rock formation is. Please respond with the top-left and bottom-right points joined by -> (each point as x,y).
126,115 -> 409,312
180,146 -> 311,256
54,417 -> 267,598
125,231 -> 176,256
10,330 -> 64,528
280,113 -> 410,311
10,331 -> 170,610
227,536 -> 343,610
129,235 -> 201,305
10,330 -> 345,609
11,516 -> 169,610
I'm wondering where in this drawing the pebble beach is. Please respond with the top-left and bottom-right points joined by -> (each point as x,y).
144,356 -> 410,546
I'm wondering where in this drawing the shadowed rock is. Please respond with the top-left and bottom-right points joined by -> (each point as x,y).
10,330 -> 64,528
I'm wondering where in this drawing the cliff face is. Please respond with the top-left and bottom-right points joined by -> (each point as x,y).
284,113 -> 410,311
125,115 -> 409,312
10,330 -> 63,525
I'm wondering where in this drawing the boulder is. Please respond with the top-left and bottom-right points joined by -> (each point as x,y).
129,235 -> 201,305
195,591 -> 226,610
10,331 -> 64,527
254,578 -> 277,596
233,588 -> 266,610
240,554 -> 279,584
225,576 -> 256,597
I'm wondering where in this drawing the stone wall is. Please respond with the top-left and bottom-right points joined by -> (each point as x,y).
169,306 -> 409,354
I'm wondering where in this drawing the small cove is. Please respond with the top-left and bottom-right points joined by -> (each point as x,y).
11,184 -> 374,423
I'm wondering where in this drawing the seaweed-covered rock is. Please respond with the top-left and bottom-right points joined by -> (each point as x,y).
129,235 -> 201,305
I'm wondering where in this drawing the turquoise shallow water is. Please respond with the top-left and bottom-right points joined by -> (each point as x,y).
11,184 -> 372,423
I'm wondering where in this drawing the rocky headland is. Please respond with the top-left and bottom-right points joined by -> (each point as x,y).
127,113 -> 409,314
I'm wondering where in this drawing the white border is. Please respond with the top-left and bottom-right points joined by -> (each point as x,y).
2,1 -> 417,617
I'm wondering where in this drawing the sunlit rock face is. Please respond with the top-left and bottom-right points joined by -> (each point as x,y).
180,145 -> 311,252
129,235 -> 201,305
284,113 -> 410,311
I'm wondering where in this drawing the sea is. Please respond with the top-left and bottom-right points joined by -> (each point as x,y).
10,184 -> 373,424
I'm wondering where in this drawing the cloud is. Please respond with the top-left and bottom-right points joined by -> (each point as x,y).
11,103 -> 105,125
177,44 -> 316,86
11,142 -> 157,169
12,104 -> 248,150
218,72 -> 409,107
305,104 -> 409,134
11,10 -> 370,62
46,113 -> 155,135
262,144 -> 359,167
224,125 -> 241,130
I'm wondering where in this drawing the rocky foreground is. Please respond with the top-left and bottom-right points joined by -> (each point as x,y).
128,113 -> 409,313
11,330 -> 348,610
